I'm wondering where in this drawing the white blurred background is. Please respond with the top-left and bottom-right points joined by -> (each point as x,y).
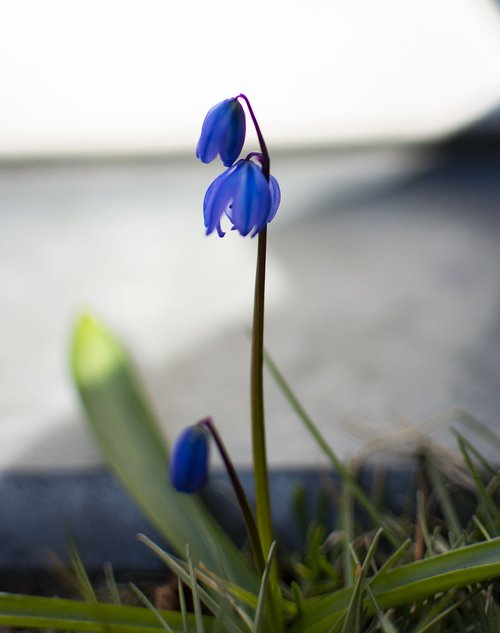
2,0 -> 500,472
1,0 -> 500,156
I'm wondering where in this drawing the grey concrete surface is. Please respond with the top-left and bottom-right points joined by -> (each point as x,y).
1,146 -> 500,471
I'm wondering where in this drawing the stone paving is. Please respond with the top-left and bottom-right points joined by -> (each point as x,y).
1,146 -> 500,471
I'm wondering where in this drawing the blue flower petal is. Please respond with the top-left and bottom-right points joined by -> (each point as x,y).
196,98 -> 246,167
196,99 -> 230,163
203,160 -> 280,238
228,161 -> 271,237
267,175 -> 281,223
203,164 -> 238,235
170,425 -> 210,493
219,102 -> 246,167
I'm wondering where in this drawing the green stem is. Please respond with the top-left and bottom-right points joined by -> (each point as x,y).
250,226 -> 273,556
200,418 -> 265,575
251,226 -> 283,632
241,93 -> 283,630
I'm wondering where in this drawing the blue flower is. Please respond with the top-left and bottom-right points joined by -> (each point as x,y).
170,424 -> 210,493
196,98 -> 246,167
204,159 -> 281,237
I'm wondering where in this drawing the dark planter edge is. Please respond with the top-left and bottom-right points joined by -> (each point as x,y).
0,464 -> 417,576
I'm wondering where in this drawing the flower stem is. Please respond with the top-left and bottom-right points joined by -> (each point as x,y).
239,93 -> 283,631
200,417 -> 265,575
238,93 -> 274,557
237,94 -> 270,180
250,226 -> 274,555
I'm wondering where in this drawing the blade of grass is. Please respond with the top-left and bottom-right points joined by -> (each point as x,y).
140,537 -> 250,633
291,536 -> 500,633
186,544 -> 205,633
340,529 -> 384,633
454,409 -> 500,452
414,594 -> 470,633
424,456 -> 462,545
72,315 -> 256,590
452,609 -> 468,633
290,581 -> 305,618
129,583 -> 174,632
456,435 -> 499,528
377,539 -> 411,575
68,538 -> 97,604
138,534 -> 220,616
472,515 -> 492,541
196,565 -> 252,633
416,489 -> 433,556
140,532 -> 284,626
452,430 -> 497,477
263,350 -> 400,546
365,586 -> 397,633
253,541 -> 277,633
340,485 -> 354,587
178,579 -> 189,633
103,562 -> 121,606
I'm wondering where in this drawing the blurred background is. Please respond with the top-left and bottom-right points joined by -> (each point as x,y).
2,0 -> 500,471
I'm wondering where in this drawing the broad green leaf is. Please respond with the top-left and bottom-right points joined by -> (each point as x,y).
291,536 -> 500,632
0,592 -> 212,632
71,315 -> 256,590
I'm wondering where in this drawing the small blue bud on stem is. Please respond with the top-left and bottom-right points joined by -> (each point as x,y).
170,423 -> 210,493
170,417 -> 265,574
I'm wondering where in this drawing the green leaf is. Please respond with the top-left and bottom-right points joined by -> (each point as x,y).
129,582 -> 175,632
71,314 -> 256,590
424,455 -> 462,544
456,434 -> 500,528
340,529 -> 384,633
253,541 -> 277,633
177,578 -> 190,633
0,592 -> 212,632
291,536 -> 500,632
186,544 -> 205,633
365,586 -> 397,633
68,538 -> 97,604
103,562 -> 121,606
139,534 -> 252,632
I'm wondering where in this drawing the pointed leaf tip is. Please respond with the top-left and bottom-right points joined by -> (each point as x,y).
71,314 -> 125,386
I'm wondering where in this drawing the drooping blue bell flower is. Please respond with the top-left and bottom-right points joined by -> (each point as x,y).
196,98 -> 246,167
204,158 -> 281,237
170,424 -> 210,493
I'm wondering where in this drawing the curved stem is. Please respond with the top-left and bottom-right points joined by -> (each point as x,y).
200,418 -> 265,575
237,94 -> 270,181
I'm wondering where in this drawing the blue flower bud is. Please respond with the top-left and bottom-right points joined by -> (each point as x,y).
203,159 -> 281,238
170,424 -> 210,493
196,98 -> 246,167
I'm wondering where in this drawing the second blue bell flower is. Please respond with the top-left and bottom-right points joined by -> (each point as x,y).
204,159 -> 281,237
